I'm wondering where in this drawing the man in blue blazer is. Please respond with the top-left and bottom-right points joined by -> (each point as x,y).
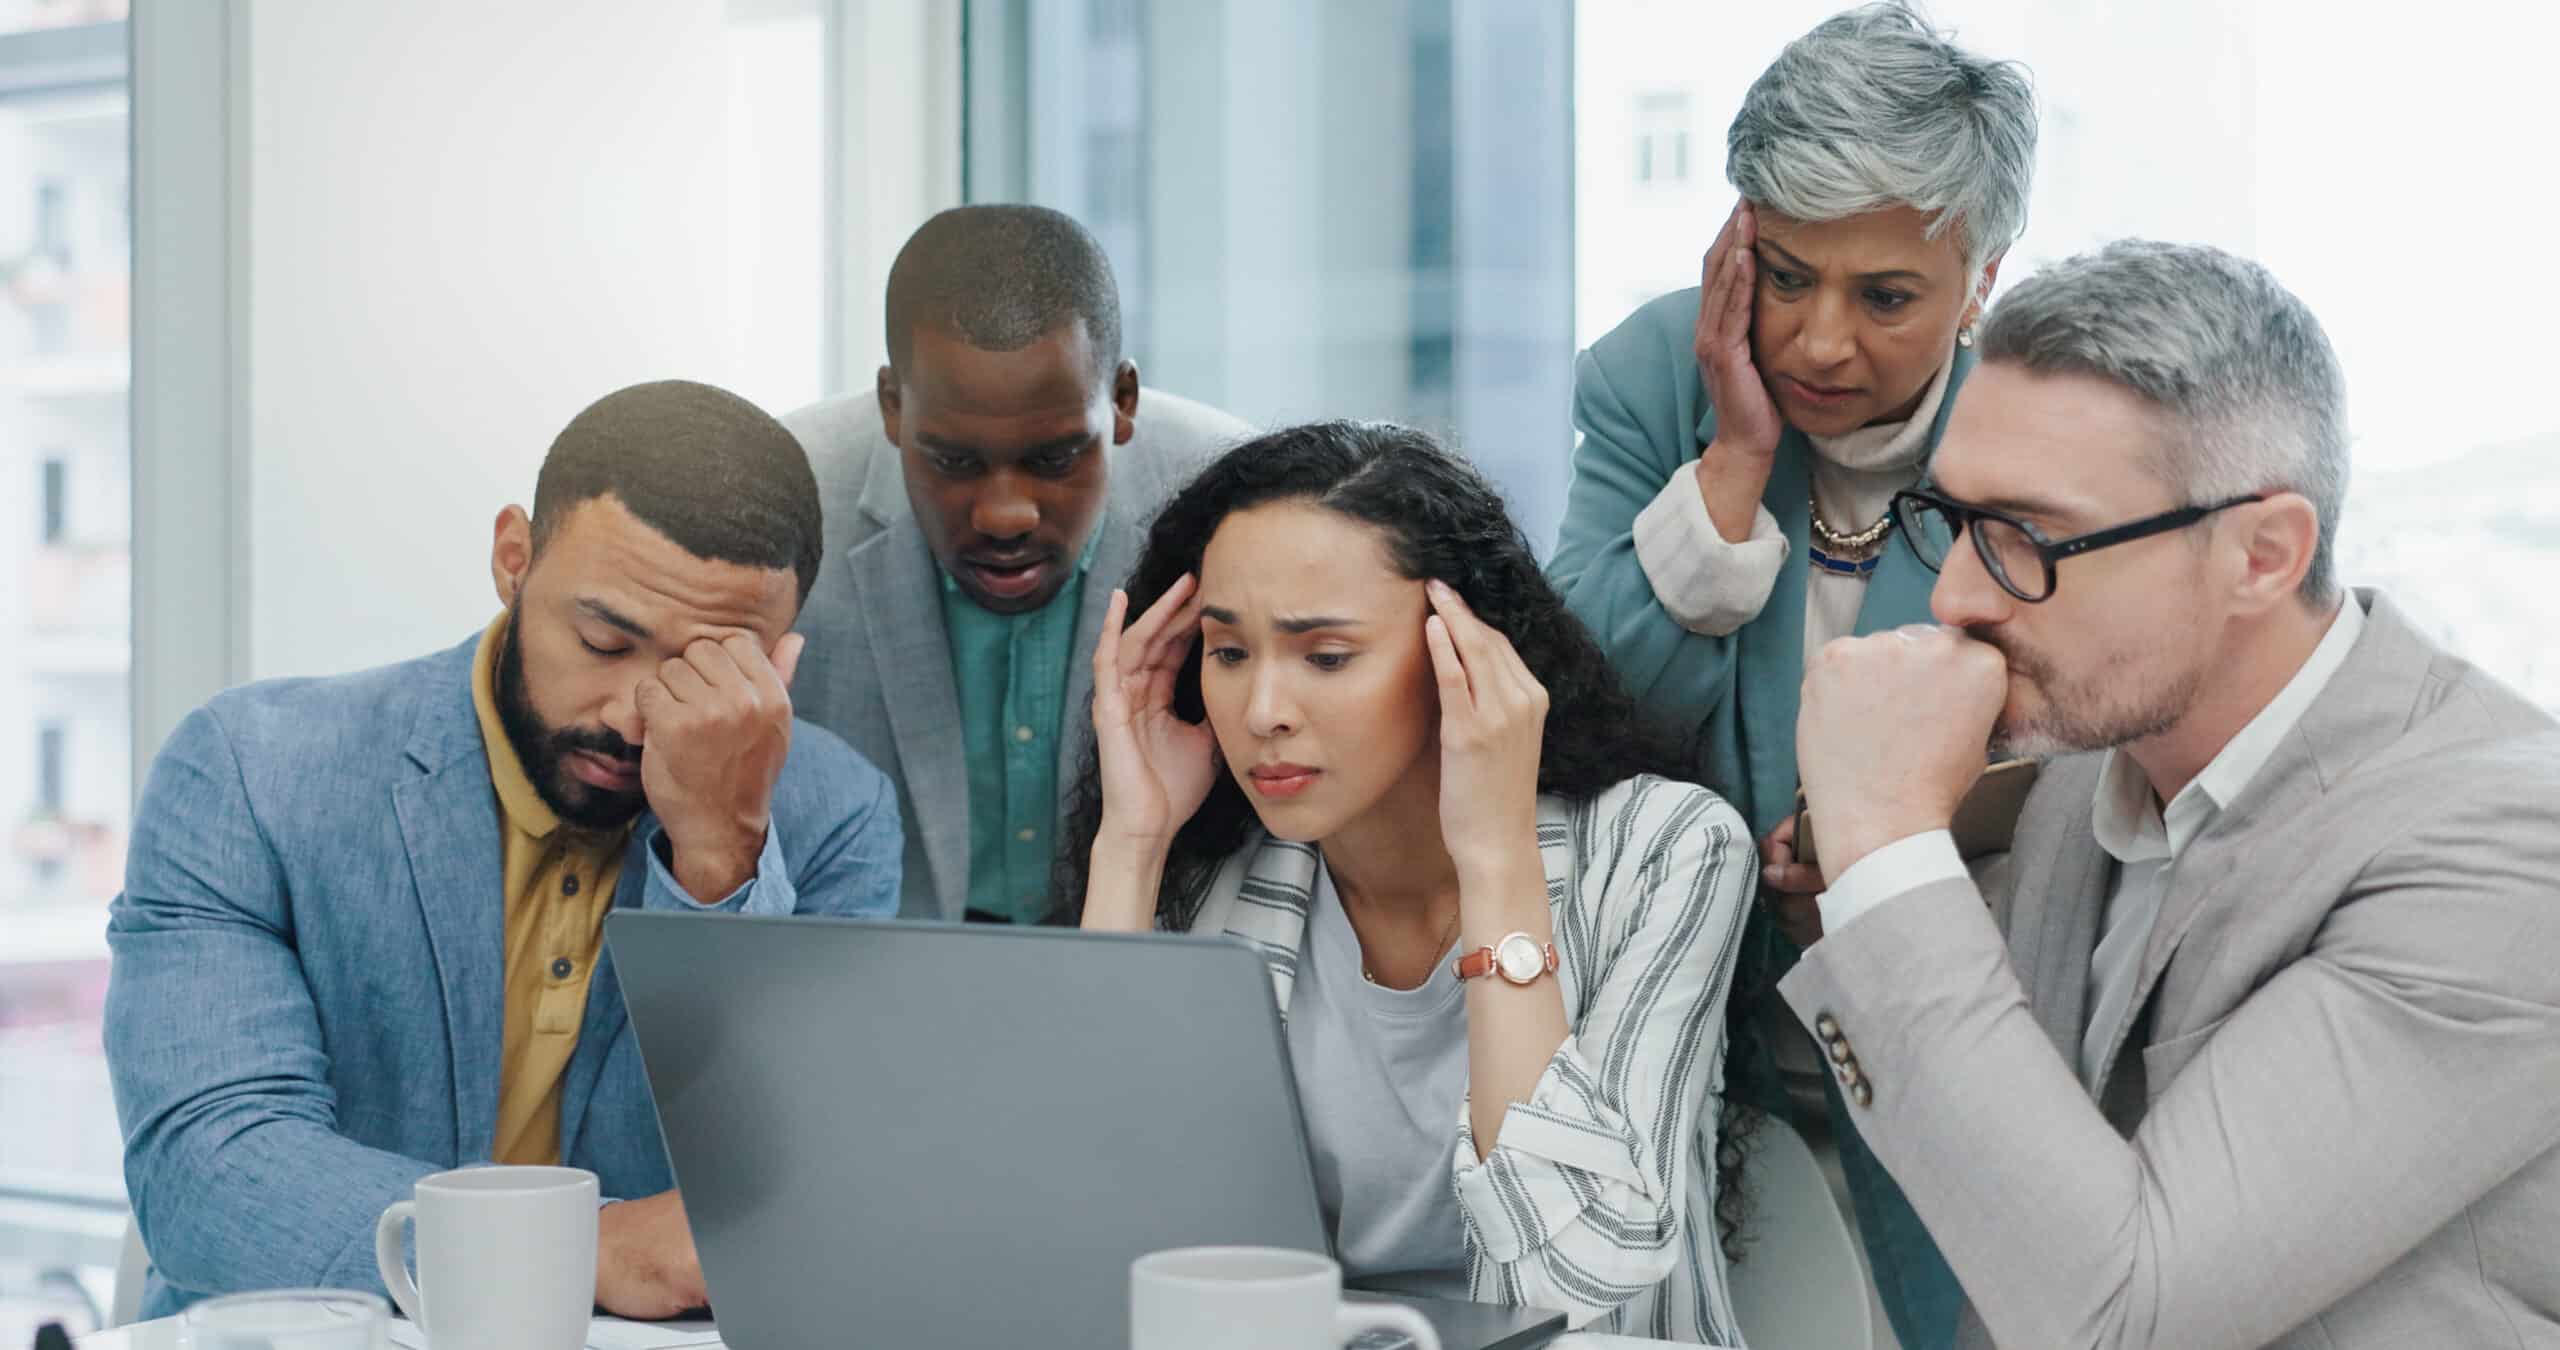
104,380 -> 902,1319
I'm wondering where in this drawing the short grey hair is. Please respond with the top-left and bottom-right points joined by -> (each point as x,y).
1977,239 -> 2351,605
1727,2 -> 2038,276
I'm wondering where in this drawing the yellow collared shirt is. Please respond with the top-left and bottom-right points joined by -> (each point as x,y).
469,615 -> 632,1167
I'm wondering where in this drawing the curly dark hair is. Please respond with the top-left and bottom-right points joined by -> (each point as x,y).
1052,419 -> 1760,1257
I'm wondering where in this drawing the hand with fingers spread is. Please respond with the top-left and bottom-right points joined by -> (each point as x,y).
632,631 -> 805,903
1090,574 -> 1221,849
1690,200 -> 1789,543
1422,579 -> 1551,878
1695,200 -> 1785,461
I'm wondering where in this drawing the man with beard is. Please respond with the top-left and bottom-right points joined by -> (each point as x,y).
105,380 -> 900,1320
783,204 -> 1247,923
1780,241 -> 2560,1349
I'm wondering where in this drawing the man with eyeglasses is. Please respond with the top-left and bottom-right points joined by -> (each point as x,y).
1776,240 -> 2560,1350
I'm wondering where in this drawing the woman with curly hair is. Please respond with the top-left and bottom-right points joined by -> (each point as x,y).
1061,420 -> 1755,1342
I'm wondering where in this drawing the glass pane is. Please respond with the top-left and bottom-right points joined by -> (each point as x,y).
1576,0 -> 2560,712
0,9 -> 128,1339
965,0 -> 1579,551
0,0 -> 124,39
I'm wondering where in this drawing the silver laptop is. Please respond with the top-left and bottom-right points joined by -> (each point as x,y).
609,911 -> 1566,1350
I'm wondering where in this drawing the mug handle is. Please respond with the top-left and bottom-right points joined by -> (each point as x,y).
1335,1301 -> 1440,1350
374,1199 -> 428,1330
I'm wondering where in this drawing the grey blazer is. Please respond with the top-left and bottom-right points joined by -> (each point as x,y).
1780,590 -> 2560,1350
781,388 -> 1251,921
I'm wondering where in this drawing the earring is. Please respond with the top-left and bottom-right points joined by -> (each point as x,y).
1957,325 -> 1976,349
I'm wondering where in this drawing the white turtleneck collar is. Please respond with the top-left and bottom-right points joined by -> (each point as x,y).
1803,349 -> 1956,475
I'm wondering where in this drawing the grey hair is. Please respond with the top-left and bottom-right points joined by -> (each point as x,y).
1977,239 -> 2351,605
1727,2 -> 2038,277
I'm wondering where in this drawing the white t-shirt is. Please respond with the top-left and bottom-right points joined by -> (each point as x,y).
1284,858 -> 1472,1298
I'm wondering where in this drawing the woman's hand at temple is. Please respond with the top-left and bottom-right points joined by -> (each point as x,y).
1083,576 -> 1219,928
1423,579 -> 1550,884
1691,200 -> 1788,542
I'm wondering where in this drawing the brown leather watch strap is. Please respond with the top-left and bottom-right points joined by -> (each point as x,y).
1453,935 -> 1559,984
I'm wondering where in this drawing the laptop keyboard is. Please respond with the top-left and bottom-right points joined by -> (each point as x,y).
1344,1333 -> 1422,1350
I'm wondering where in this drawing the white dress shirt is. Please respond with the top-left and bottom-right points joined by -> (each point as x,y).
1629,353 -> 1954,668
1818,595 -> 2369,1089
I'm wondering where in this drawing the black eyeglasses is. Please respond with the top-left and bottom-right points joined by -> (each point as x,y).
1890,485 -> 2267,603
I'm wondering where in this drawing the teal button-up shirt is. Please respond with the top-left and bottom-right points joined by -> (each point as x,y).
937,527 -> 1098,923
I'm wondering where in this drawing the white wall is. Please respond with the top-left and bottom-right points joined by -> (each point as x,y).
233,0 -> 833,680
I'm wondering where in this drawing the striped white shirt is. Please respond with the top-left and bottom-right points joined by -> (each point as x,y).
1177,774 -> 1756,1343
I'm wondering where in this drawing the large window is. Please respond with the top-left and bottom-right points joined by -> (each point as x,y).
0,4 -> 128,1337
964,0 -> 1580,551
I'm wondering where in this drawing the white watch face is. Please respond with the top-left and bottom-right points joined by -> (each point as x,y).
1495,934 -> 1545,984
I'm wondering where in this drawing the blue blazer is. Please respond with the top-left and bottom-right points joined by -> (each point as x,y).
1549,286 -> 1972,838
105,635 -> 902,1317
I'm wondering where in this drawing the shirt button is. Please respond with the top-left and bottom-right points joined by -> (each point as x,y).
1815,1012 -> 1842,1040
562,874 -> 579,896
1016,828 -> 1036,843
549,957 -> 573,979
1014,725 -> 1036,743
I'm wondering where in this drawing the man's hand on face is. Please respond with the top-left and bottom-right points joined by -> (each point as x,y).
632,632 -> 804,904
1797,624 -> 2008,885
595,1189 -> 707,1321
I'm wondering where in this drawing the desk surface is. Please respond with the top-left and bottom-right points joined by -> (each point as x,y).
80,1316 -> 1722,1349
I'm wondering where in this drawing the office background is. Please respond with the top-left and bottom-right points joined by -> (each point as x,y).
2,0 -> 2554,1336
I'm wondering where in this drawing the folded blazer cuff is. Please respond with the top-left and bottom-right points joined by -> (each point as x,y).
636,819 -> 797,916
1451,1040 -> 1661,1265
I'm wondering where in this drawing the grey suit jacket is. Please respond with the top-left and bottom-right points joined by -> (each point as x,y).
781,388 -> 1251,921
1780,590 -> 2560,1350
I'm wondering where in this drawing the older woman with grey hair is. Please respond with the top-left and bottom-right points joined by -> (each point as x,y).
1546,5 -> 2036,1348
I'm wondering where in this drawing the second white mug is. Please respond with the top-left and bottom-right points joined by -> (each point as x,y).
1131,1246 -> 1443,1350
373,1164 -> 598,1350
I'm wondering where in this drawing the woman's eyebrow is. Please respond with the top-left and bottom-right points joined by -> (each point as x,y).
1273,614 -> 1360,634
1197,604 -> 1360,634
1756,238 -> 1929,286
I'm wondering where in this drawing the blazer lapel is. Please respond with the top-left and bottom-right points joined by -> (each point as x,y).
851,518 -> 971,920
2110,593 -> 2422,1070
1057,500 -> 1141,816
1730,435 -> 1813,836
390,666 -> 508,1163
1211,836 -> 1322,1014
2008,768 -> 2114,1065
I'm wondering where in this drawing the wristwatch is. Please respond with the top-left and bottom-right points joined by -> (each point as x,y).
1453,931 -> 1558,986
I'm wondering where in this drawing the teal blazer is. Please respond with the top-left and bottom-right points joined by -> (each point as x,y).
1549,286 -> 1975,838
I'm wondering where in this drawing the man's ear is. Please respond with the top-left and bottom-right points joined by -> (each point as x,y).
1111,360 -> 1140,447
491,505 -> 534,607
876,365 -> 904,449
2227,491 -> 2321,616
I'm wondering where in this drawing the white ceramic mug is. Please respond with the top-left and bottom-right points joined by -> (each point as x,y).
373,1165 -> 598,1350
1131,1247 -> 1443,1350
